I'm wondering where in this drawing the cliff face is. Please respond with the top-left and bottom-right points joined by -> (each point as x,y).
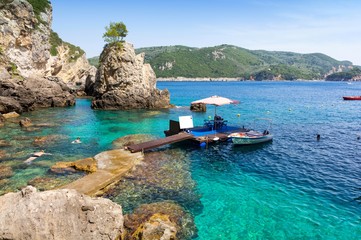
47,43 -> 97,88
0,0 -> 51,78
90,42 -> 171,110
0,0 -> 95,113
0,0 -> 95,83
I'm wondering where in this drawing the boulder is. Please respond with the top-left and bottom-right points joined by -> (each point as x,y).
2,111 -> 19,118
132,213 -> 177,240
0,96 -> 23,114
19,117 -> 32,127
124,201 -> 196,240
0,186 -> 124,240
90,42 -> 171,110
190,103 -> 206,112
0,77 -> 75,114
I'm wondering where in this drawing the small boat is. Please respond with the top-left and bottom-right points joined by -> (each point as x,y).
228,118 -> 273,145
228,131 -> 273,145
343,96 -> 361,100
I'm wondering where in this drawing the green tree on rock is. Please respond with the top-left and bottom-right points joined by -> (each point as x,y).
103,22 -> 128,47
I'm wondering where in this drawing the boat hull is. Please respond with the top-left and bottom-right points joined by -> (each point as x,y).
229,132 -> 273,145
343,96 -> 361,100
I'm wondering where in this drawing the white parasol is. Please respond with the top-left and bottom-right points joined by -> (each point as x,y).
191,95 -> 239,115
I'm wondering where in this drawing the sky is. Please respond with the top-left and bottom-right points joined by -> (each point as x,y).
51,0 -> 361,65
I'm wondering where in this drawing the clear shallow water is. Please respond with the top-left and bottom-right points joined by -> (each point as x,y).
1,81 -> 361,239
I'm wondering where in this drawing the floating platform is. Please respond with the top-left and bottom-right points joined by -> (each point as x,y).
126,120 -> 249,153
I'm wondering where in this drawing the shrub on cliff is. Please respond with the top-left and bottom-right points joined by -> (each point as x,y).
103,22 -> 128,48
49,31 -> 84,62
27,0 -> 50,25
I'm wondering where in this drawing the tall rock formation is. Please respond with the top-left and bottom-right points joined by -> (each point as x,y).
0,0 -> 95,113
90,42 -> 171,110
0,0 -> 50,78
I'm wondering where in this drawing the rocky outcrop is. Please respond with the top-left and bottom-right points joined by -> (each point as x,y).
51,157 -> 97,173
0,0 -> 51,78
124,201 -> 196,240
0,0 -> 95,82
90,42 -> 171,110
0,77 -> 75,113
0,186 -> 124,240
46,44 -> 97,92
190,103 -> 206,112
0,0 -> 95,114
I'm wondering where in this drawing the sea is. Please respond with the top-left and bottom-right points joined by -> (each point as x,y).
0,81 -> 360,239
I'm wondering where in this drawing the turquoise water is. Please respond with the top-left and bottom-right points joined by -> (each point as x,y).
1,81 -> 361,239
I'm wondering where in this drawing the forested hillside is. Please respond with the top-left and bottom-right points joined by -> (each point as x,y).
89,44 -> 354,80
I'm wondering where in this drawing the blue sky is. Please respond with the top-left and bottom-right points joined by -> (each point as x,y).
52,0 -> 361,65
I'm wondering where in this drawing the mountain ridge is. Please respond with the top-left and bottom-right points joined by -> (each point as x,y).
89,44 -> 355,80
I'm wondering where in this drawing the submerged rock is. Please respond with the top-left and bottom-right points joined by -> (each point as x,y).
51,157 -> 97,173
32,134 -> 65,146
19,117 -> 32,127
0,186 -> 124,239
27,177 -> 66,191
1,111 -> 20,119
0,165 -> 13,180
0,139 -> 10,147
0,113 -> 4,126
104,149 -> 203,215
90,42 -> 171,110
0,150 -> 6,159
124,201 -> 196,240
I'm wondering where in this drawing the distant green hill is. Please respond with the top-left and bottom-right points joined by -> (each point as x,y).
88,44 -> 354,80
325,66 -> 361,81
88,56 -> 100,68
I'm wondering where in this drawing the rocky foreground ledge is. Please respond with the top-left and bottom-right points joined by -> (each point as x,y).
0,185 -> 194,240
0,186 -> 124,239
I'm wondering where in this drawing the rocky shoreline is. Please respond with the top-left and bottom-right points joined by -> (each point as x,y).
0,1 -> 187,239
0,132 -> 198,239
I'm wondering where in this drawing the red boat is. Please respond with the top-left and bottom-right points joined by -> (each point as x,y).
343,96 -> 361,100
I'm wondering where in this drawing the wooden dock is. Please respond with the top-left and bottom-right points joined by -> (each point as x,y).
126,132 -> 194,153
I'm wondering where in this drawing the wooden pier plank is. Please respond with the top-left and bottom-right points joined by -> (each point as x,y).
126,132 -> 194,153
